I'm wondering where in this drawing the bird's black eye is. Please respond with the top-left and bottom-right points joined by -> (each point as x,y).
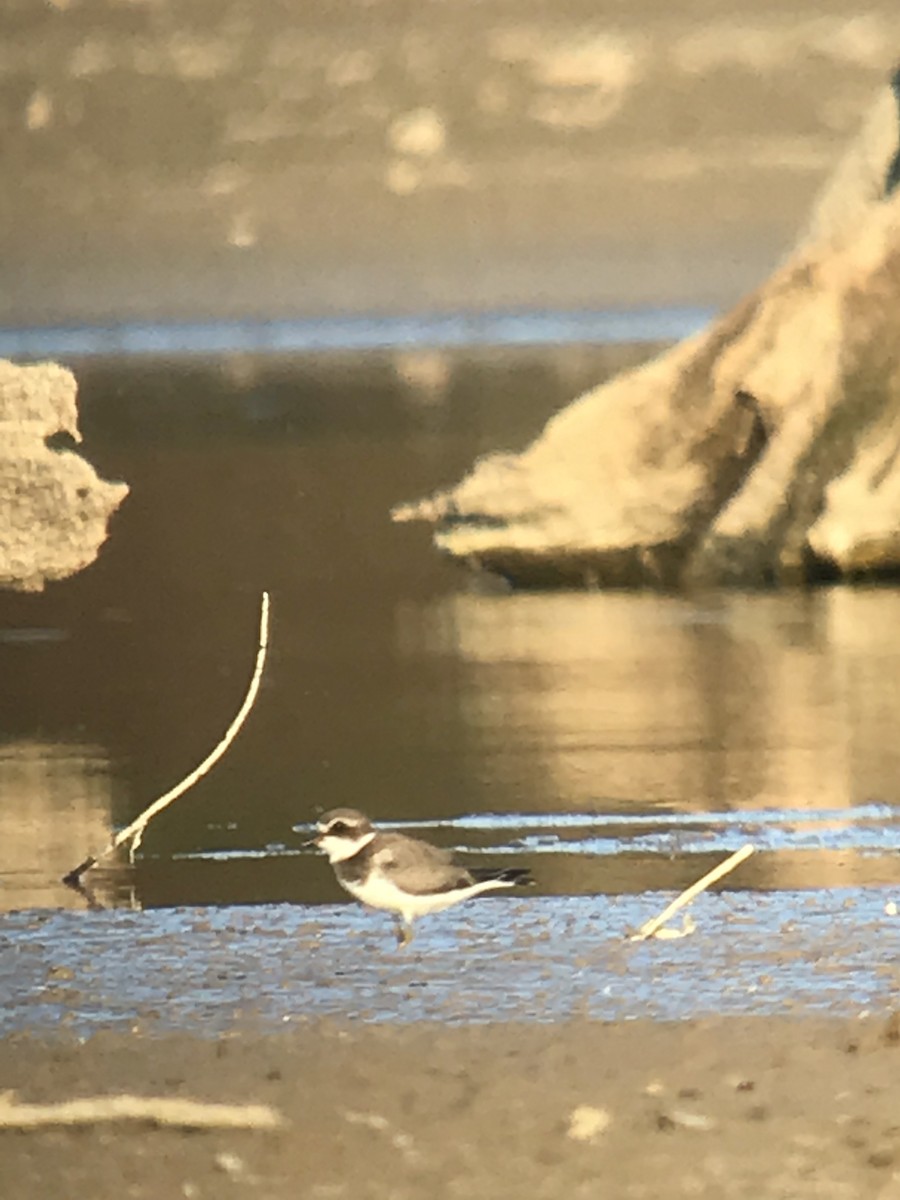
328,820 -> 348,835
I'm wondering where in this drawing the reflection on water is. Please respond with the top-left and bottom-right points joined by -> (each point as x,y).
416,590 -> 874,814
1,344 -> 900,912
0,739 -> 121,910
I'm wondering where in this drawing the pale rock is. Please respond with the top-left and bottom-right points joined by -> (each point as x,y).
394,71 -> 900,588
0,360 -> 128,591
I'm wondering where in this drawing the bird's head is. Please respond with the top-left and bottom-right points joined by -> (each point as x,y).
305,808 -> 376,862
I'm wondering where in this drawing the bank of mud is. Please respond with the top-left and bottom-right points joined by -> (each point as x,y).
3,1015 -> 900,1199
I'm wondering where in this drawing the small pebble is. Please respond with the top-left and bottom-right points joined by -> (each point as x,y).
214,1152 -> 245,1178
567,1105 -> 612,1142
664,1109 -> 717,1132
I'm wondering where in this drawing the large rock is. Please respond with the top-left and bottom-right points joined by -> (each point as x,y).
394,71 -> 900,587
0,361 -> 128,591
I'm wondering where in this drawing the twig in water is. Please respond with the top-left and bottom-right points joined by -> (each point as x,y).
0,1091 -> 284,1130
629,843 -> 755,942
63,591 -> 271,887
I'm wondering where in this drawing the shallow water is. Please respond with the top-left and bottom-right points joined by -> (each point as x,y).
0,306 -> 712,360
2,343 -> 900,1027
2,890 -> 897,1035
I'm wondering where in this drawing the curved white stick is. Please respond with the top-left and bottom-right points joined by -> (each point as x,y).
64,591 -> 271,883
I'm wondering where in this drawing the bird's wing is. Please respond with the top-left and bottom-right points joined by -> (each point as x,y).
373,832 -> 474,895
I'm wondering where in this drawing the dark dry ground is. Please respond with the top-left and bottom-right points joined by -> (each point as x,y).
2,1015 -> 900,1199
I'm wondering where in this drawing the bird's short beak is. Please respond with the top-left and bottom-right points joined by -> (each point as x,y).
293,822 -> 323,850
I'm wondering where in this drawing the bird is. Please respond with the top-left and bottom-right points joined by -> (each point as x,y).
304,807 -> 532,946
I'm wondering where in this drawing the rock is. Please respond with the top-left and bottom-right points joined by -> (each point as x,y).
0,360 -> 128,591
393,71 -> 900,588
693,187 -> 900,584
797,69 -> 900,248
566,1104 -> 612,1141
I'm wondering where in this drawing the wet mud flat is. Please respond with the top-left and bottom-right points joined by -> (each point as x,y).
1,889 -> 899,1033
3,1014 -> 900,1199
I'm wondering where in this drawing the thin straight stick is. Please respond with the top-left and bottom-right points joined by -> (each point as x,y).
629,843 -> 755,942
0,1092 -> 284,1130
63,591 -> 271,885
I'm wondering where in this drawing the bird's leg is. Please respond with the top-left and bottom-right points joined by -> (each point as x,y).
394,918 -> 414,948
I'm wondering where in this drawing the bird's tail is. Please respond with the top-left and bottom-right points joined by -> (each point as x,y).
470,866 -> 533,887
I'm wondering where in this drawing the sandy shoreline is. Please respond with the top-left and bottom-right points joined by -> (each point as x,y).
4,2 -> 897,325
3,1015 -> 900,1198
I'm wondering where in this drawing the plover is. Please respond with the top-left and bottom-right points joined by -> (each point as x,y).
304,807 -> 532,946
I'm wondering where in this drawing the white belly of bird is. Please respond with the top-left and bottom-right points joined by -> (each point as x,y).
341,871 -> 511,922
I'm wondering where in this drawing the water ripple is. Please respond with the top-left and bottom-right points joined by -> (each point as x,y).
280,803 -> 900,864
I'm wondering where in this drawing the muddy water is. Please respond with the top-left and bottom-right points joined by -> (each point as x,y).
1,343 -> 900,1028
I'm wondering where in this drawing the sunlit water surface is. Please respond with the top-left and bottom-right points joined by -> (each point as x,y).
1,343 -> 900,1028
